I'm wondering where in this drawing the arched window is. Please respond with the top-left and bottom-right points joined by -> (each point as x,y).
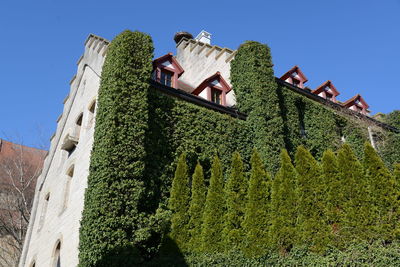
75,113 -> 83,138
38,193 -> 50,231
87,100 -> 96,128
61,166 -> 74,213
53,241 -> 61,267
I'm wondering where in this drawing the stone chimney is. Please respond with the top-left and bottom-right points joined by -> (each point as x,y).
195,30 -> 211,44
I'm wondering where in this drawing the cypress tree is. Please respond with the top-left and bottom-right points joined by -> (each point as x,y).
337,144 -> 370,244
321,149 -> 341,246
271,149 -> 298,253
363,143 -> 398,241
187,162 -> 206,252
230,41 -> 285,172
242,150 -> 271,257
223,152 -> 247,251
295,146 -> 329,252
168,153 -> 191,251
78,30 -> 157,266
201,156 -> 225,253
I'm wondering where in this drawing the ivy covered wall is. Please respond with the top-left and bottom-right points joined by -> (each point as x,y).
79,31 -> 399,264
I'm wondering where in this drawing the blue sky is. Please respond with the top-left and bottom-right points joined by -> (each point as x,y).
1,0 -> 399,148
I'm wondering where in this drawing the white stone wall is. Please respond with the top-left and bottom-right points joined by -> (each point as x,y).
19,35 -> 107,267
176,39 -> 236,94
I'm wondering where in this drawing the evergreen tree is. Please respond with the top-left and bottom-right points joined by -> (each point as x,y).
78,30 -> 162,266
271,150 -> 298,253
168,153 -> 191,251
187,162 -> 206,252
201,156 -> 225,253
230,41 -> 285,172
321,149 -> 341,246
363,143 -> 398,241
337,144 -> 369,244
295,146 -> 329,252
223,152 -> 247,251
242,150 -> 271,257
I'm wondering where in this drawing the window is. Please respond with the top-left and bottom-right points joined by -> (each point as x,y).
53,242 -> 61,267
292,78 -> 300,87
61,166 -> 74,213
160,71 -> 172,87
211,88 -> 222,105
38,193 -> 50,231
326,93 -> 333,101
75,113 -> 83,138
88,100 -> 96,128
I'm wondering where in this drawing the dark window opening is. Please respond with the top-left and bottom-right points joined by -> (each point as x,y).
160,71 -> 172,87
76,114 -> 83,126
211,88 -> 222,105
326,93 -> 333,100
89,101 -> 96,114
292,78 -> 300,87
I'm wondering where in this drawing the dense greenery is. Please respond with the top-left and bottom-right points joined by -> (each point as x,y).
222,152 -> 247,251
80,31 -> 400,265
164,144 -> 400,264
231,41 -> 285,172
200,156 -> 225,253
382,110 -> 400,167
78,30 -> 170,266
168,153 -> 190,250
242,150 -> 271,257
187,162 -> 206,252
295,146 -> 329,252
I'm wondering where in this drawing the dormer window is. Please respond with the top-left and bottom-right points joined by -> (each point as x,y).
152,53 -> 184,89
211,88 -> 222,104
312,80 -> 340,103
342,94 -> 370,115
192,72 -> 231,106
160,70 -> 173,87
280,65 -> 308,89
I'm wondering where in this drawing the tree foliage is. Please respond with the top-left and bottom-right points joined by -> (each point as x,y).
295,146 -> 329,252
168,153 -> 190,250
337,144 -> 369,245
187,162 -> 206,252
223,152 -> 247,251
363,143 -> 398,240
242,150 -> 271,257
201,156 -> 225,253
321,149 -> 341,246
271,150 -> 298,253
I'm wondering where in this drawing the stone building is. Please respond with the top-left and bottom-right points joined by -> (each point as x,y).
19,31 -> 397,267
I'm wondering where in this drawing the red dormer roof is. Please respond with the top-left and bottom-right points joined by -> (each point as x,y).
153,52 -> 184,77
280,65 -> 309,83
192,72 -> 231,95
342,94 -> 369,109
312,80 -> 340,97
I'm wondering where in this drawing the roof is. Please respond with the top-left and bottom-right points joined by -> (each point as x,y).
153,52 -> 184,76
280,65 -> 308,83
342,94 -> 370,109
192,72 -> 232,95
312,80 -> 340,96
0,139 -> 47,189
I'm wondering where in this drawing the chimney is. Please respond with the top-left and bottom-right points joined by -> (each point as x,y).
195,30 -> 211,45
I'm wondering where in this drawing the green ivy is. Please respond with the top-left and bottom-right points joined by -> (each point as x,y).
78,30 -> 166,266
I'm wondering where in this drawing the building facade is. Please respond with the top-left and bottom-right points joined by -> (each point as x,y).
19,31 -> 396,267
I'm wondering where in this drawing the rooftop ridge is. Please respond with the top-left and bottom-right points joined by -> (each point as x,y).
177,37 -> 236,63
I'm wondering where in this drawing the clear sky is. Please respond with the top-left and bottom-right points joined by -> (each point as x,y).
1,0 -> 399,148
